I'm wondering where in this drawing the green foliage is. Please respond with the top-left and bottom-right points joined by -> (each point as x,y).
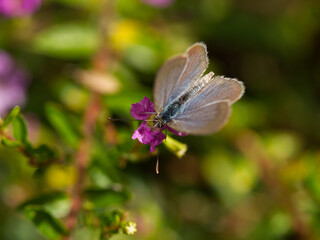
19,192 -> 68,211
0,108 -> 58,167
72,226 -> 100,240
29,144 -> 57,163
24,206 -> 68,240
45,103 -> 81,148
84,187 -> 131,209
99,210 -> 124,235
54,0 -> 97,9
12,114 -> 28,144
33,23 -> 99,59
97,210 -> 137,238
1,138 -> 22,148
0,106 -> 20,130
1,0 -> 320,240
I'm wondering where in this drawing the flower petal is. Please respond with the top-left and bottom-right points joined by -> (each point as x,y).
132,122 -> 153,144
132,121 -> 166,152
0,0 -> 42,17
149,130 -> 166,152
130,96 -> 155,120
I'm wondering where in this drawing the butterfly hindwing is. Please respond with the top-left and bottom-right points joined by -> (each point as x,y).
168,101 -> 231,135
167,74 -> 244,134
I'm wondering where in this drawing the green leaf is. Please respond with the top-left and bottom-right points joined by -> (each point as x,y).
19,192 -> 67,210
1,138 -> 22,148
99,210 -> 124,237
84,187 -> 131,208
1,106 -> 20,130
99,209 -> 124,227
24,206 -> 68,240
33,23 -> 99,59
29,144 -> 57,163
45,103 -> 81,147
19,192 -> 70,218
12,114 -> 28,143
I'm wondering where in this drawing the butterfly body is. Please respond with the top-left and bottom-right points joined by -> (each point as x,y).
155,75 -> 211,128
152,42 -> 244,135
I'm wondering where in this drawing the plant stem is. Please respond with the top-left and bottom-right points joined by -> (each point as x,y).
65,94 -> 101,239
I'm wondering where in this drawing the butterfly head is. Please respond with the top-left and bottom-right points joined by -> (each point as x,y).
152,115 -> 165,130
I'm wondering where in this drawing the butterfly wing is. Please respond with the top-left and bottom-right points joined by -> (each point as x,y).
153,55 -> 187,112
167,74 -> 245,135
153,43 -> 208,112
168,101 -> 231,135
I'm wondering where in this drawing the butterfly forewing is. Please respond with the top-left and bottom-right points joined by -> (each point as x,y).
153,43 -> 208,112
166,43 -> 209,105
153,56 -> 187,112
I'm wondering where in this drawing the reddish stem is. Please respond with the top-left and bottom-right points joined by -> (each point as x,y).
64,94 -> 101,238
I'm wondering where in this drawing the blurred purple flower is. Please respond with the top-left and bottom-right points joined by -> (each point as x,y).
132,121 -> 166,152
131,96 -> 155,120
131,97 -> 186,152
142,0 -> 174,8
0,0 -> 41,17
0,51 -> 29,116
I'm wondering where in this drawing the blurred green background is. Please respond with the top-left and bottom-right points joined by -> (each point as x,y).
1,0 -> 320,240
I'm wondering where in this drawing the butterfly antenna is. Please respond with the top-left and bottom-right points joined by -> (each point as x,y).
108,117 -> 153,122
108,118 -> 137,121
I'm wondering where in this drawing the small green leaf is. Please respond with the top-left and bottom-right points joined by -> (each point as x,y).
19,192 -> 67,210
19,192 -> 70,218
45,103 -> 81,147
12,114 -> 28,143
84,187 -> 131,208
100,209 -> 124,226
99,210 -> 124,236
30,144 -> 57,163
1,106 -> 20,130
163,135 -> 188,158
24,206 -> 68,240
33,23 -> 99,59
1,138 -> 22,148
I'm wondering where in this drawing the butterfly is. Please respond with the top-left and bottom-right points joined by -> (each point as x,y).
151,42 -> 245,135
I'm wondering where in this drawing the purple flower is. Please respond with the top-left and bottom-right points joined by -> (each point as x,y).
132,122 -> 166,152
0,0 -> 41,17
142,0 -> 174,8
130,96 -> 155,120
0,51 -> 29,116
131,97 -> 187,152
